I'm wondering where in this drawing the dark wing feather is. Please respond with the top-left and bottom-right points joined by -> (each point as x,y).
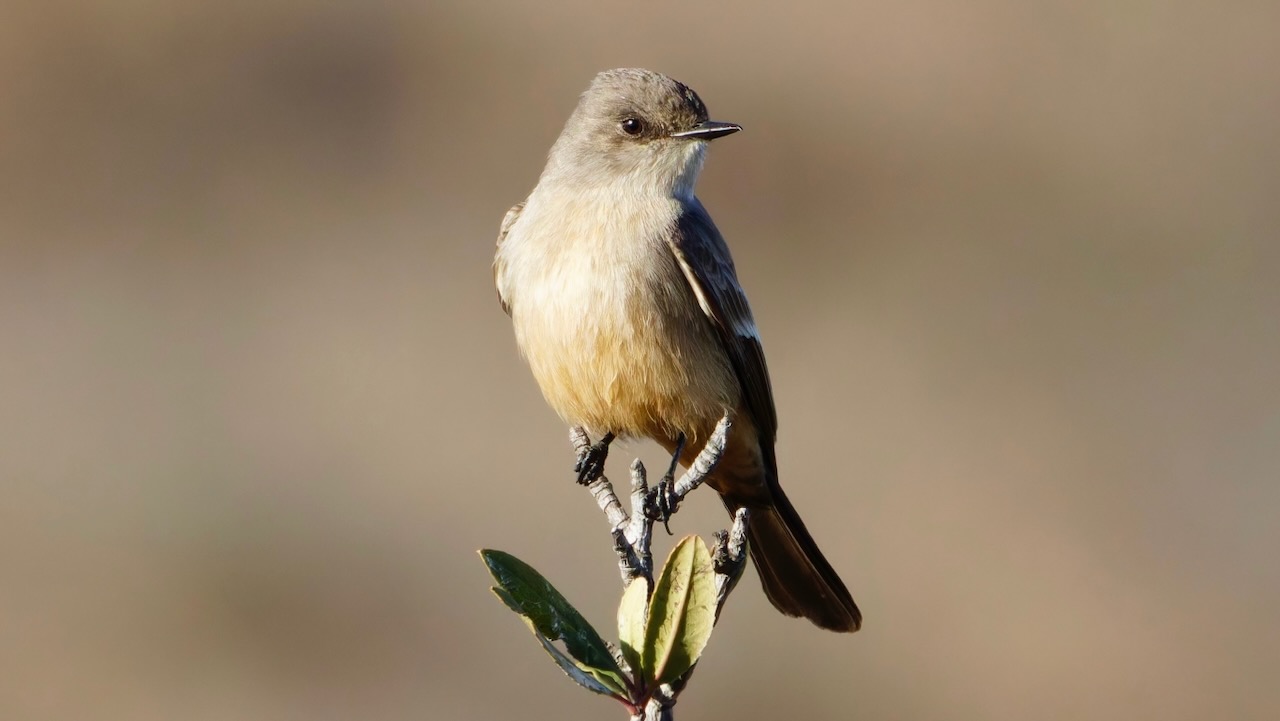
493,201 -> 525,316
667,198 -> 778,442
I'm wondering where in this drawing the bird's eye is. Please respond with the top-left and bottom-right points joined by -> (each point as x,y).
620,117 -> 644,135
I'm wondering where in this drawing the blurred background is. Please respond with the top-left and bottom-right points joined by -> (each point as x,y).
2,1 -> 1277,719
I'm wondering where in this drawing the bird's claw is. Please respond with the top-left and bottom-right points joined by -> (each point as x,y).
574,432 -> 615,484
642,432 -> 686,533
644,478 -> 678,535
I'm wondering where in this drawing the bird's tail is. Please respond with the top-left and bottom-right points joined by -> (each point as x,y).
723,485 -> 861,632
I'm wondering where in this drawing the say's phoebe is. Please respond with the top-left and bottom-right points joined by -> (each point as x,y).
494,68 -> 861,632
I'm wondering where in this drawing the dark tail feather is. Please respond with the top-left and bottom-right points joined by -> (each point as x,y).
724,487 -> 861,632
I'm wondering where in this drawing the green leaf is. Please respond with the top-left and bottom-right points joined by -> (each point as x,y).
643,535 -> 717,686
526,620 -> 625,698
617,577 -> 649,677
480,550 -> 630,697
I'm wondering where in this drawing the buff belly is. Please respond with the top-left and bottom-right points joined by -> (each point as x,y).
512,243 -> 737,444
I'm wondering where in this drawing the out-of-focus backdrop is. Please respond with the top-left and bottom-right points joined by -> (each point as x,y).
2,1 -> 1277,719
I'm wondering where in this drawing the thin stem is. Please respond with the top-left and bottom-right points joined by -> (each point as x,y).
572,413 -> 748,721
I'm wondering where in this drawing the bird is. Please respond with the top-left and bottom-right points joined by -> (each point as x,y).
493,68 -> 860,632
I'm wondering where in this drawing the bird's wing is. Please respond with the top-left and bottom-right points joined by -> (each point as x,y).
493,201 -> 525,316
666,198 -> 778,440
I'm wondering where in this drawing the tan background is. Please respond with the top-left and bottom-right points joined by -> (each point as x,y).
2,1 -> 1277,719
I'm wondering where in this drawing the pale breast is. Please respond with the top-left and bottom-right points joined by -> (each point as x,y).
498,193 -> 738,441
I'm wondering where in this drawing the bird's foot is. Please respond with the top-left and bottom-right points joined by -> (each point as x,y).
574,431 -> 615,484
644,433 -> 686,534
644,480 -> 677,535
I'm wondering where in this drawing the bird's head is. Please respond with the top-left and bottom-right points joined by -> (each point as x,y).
545,68 -> 741,198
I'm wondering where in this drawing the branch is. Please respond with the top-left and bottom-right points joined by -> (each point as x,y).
571,415 -> 750,721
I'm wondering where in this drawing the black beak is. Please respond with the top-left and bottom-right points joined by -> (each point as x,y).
670,120 -> 742,140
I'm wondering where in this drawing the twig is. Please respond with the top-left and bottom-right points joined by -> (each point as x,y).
570,414 -> 749,721
712,508 -> 750,618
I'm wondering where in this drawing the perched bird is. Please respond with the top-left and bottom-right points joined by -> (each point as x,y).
494,68 -> 860,632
